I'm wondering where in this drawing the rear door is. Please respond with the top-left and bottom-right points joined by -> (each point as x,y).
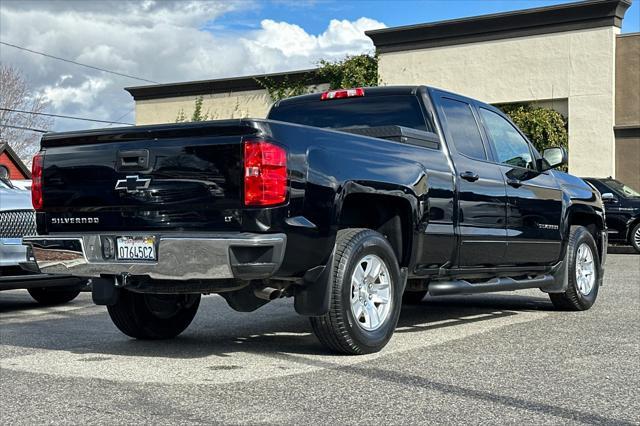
476,106 -> 563,265
434,92 -> 508,267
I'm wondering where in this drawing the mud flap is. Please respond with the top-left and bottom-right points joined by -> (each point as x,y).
294,255 -> 409,316
91,277 -> 120,305
399,267 -> 408,294
541,258 -> 568,293
294,263 -> 333,317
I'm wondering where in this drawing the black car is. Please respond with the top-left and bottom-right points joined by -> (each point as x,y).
584,177 -> 640,253
24,86 -> 608,354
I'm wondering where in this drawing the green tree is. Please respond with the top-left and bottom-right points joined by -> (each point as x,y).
499,103 -> 568,154
256,75 -> 310,103
316,54 -> 378,90
176,96 -> 209,123
256,53 -> 379,102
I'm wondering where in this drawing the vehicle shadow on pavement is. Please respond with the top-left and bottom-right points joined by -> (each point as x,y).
0,297 -> 47,314
1,291 -> 555,359
0,289 -> 92,315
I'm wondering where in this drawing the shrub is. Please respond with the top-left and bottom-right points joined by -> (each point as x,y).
498,103 -> 568,155
255,54 -> 378,102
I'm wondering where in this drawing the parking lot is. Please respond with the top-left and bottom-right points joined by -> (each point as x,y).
1,253 -> 638,425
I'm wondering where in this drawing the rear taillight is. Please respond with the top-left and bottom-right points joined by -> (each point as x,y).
31,152 -> 43,210
320,87 -> 365,100
244,140 -> 287,206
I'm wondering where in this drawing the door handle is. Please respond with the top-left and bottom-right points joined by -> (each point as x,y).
117,149 -> 150,172
460,171 -> 479,182
506,178 -> 523,188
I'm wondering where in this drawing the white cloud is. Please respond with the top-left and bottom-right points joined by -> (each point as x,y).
41,76 -> 110,109
246,17 -> 383,60
0,1 -> 385,132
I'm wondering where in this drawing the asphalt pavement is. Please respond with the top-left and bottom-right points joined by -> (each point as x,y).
1,254 -> 638,425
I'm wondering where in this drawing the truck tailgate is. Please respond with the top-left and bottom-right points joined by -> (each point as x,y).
38,121 -> 258,233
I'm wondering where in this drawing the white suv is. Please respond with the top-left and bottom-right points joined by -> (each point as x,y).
0,177 -> 86,304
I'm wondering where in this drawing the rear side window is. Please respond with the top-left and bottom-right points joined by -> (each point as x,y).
440,98 -> 486,160
268,95 -> 430,131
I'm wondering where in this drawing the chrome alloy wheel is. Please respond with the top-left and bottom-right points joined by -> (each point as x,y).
350,254 -> 393,331
634,226 -> 640,248
575,243 -> 596,296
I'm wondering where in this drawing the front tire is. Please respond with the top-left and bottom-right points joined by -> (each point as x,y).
28,286 -> 81,305
107,291 -> 200,339
630,222 -> 640,253
549,226 -> 600,311
310,228 -> 403,355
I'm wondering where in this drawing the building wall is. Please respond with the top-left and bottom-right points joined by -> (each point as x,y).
0,152 -> 28,180
134,84 -> 330,125
616,138 -> 640,189
615,34 -> 640,126
377,27 -> 619,178
135,89 -> 273,125
614,33 -> 640,189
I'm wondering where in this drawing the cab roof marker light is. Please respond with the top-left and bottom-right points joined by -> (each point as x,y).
320,88 -> 365,100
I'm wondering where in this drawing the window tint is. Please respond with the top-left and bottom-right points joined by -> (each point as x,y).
586,179 -> 609,195
440,98 -> 486,160
268,95 -> 431,131
480,108 -> 534,169
603,179 -> 640,198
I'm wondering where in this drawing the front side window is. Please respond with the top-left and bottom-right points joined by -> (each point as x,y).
480,108 -> 534,169
440,98 -> 486,160
603,179 -> 640,198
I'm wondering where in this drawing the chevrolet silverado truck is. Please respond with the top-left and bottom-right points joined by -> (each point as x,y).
23,86 -> 607,354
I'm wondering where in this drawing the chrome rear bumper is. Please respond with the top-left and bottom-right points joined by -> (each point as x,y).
23,233 -> 286,281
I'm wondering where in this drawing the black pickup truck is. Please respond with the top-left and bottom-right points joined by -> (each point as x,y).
24,86 -> 607,354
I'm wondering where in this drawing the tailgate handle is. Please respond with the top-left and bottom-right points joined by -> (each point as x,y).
117,149 -> 149,171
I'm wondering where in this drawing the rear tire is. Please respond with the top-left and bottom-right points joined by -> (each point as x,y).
630,222 -> 640,253
107,291 -> 200,339
310,228 -> 403,355
28,286 -> 81,305
549,226 -> 600,311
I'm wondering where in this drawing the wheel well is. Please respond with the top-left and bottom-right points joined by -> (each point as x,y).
339,194 -> 412,267
568,211 -> 604,259
626,218 -> 640,242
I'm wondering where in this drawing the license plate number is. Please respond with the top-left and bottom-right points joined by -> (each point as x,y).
116,236 -> 157,261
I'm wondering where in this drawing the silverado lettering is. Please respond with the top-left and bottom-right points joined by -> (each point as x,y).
51,217 -> 100,225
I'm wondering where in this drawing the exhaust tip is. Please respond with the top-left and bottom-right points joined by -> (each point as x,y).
253,286 -> 282,301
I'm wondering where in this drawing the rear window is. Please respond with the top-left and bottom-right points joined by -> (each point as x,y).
268,95 -> 430,131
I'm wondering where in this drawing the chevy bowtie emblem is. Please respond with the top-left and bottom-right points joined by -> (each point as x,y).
115,175 -> 151,193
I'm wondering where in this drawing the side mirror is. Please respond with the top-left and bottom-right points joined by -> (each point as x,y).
601,192 -> 617,203
540,147 -> 568,171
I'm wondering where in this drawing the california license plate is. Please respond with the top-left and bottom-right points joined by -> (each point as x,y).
116,236 -> 157,261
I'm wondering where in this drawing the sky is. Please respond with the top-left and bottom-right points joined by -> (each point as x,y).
1,0 -> 638,134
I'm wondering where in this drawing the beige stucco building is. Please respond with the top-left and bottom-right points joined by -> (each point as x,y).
126,0 -> 639,188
